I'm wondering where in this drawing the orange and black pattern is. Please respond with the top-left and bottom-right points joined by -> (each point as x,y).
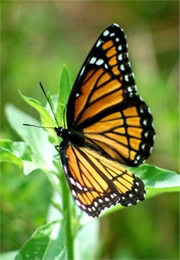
83,95 -> 155,166
67,24 -> 155,166
60,141 -> 145,217
56,24 -> 155,217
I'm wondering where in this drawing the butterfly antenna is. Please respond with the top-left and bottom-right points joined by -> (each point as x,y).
39,82 -> 59,127
23,124 -> 55,129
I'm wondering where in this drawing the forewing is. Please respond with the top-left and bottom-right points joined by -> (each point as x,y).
60,140 -> 145,218
67,23 -> 133,129
66,24 -> 155,166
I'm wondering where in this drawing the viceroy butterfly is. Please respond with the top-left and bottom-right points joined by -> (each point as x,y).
25,24 -> 155,217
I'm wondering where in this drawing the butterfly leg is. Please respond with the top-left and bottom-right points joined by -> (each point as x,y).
54,145 -> 61,159
54,154 -> 60,160
55,145 -> 60,152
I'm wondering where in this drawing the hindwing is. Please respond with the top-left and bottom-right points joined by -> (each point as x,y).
60,140 -> 145,217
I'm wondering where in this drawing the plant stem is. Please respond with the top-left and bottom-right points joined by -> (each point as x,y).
61,172 -> 74,260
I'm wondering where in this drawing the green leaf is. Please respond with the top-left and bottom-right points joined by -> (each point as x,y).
18,90 -> 58,144
5,104 -> 56,172
14,215 -> 99,260
19,90 -> 55,128
15,221 -> 67,260
130,164 -> 180,189
130,164 -> 180,197
101,164 -> 180,217
0,139 -> 43,175
58,65 -> 71,107
57,65 -> 71,127
0,146 -> 23,168
0,139 -> 31,169
0,139 -> 32,161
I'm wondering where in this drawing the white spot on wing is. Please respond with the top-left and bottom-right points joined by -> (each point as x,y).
110,32 -> 115,37
120,64 -> 125,71
103,30 -> 110,36
143,120 -> 147,126
72,190 -> 76,197
141,144 -> 146,150
96,39 -> 102,47
89,57 -> 97,64
129,92 -> 134,97
76,200 -> 81,206
76,182 -> 83,190
125,75 -> 129,82
128,86 -> 132,92
104,63 -> 108,69
96,59 -> 104,65
118,54 -> 123,61
113,23 -> 120,27
140,107 -> 144,113
144,132 -> 148,138
80,66 -> 85,76
94,201 -> 98,207
134,160 -> 138,164
118,45 -> 122,51
70,177 -> 75,185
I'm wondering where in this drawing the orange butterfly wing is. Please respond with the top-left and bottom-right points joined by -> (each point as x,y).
66,24 -> 155,166
60,140 -> 145,217
57,24 -> 155,217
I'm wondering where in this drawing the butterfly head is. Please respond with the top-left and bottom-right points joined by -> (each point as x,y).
54,127 -> 71,141
54,127 -> 66,138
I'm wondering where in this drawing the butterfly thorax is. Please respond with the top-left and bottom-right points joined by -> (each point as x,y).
55,127 -> 85,146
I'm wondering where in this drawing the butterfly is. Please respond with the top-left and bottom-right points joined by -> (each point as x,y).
27,24 -> 155,217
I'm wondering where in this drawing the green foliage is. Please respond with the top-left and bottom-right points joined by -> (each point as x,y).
57,65 -> 72,127
15,221 -> 65,260
0,66 -> 179,259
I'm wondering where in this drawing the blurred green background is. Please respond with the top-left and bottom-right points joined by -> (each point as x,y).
1,1 -> 179,259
